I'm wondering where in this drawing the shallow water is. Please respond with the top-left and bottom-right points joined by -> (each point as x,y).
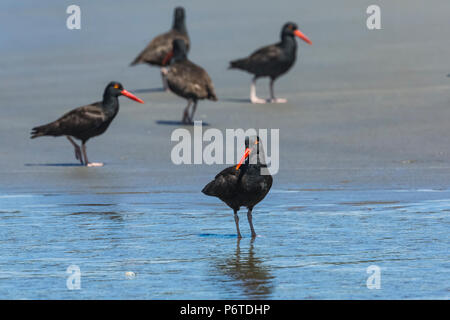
0,187 -> 448,299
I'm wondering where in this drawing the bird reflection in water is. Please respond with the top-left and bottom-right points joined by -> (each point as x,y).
215,238 -> 274,299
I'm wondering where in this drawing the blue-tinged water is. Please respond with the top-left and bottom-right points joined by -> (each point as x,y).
0,187 -> 448,299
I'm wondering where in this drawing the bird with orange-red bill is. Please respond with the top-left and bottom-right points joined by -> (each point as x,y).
229,22 -> 312,104
30,82 -> 144,167
202,136 -> 273,238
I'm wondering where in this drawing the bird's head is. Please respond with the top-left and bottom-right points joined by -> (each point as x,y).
174,6 -> 185,22
281,22 -> 312,45
236,136 -> 266,170
173,6 -> 186,31
105,82 -> 144,103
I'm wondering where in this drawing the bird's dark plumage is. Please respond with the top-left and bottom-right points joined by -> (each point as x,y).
230,44 -> 293,79
130,7 -> 189,67
31,102 -> 114,142
165,39 -> 217,123
167,59 -> 217,102
202,164 -> 272,210
229,22 -> 308,78
202,136 -> 273,238
30,81 -> 143,166
229,22 -> 311,103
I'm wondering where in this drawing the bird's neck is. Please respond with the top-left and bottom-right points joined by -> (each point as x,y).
280,35 -> 297,51
173,53 -> 187,63
241,163 -> 268,175
102,94 -> 119,114
173,19 -> 187,35
247,154 -> 267,167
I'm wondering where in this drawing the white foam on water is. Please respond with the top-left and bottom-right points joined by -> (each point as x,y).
0,194 -> 37,199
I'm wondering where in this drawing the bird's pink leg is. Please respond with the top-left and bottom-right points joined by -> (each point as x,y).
66,136 -> 83,165
250,77 -> 267,104
189,101 -> 198,123
160,67 -> 169,92
182,100 -> 192,124
269,78 -> 287,103
247,207 -> 257,238
82,143 -> 103,167
234,209 -> 242,239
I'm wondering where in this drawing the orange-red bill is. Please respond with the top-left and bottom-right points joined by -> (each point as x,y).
236,148 -> 251,170
121,89 -> 144,104
162,51 -> 173,65
294,29 -> 312,45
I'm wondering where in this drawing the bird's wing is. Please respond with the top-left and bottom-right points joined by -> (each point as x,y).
248,43 -> 283,64
209,166 -> 242,198
131,31 -> 189,65
55,103 -> 106,134
241,172 -> 272,195
167,61 -> 215,99
199,64 -> 218,100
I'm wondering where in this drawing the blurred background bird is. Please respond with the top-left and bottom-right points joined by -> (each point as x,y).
30,82 -> 144,167
229,22 -> 311,104
130,7 -> 190,91
163,39 -> 217,124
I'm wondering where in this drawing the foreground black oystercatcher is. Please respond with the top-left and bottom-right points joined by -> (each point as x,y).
30,82 -> 144,167
202,136 -> 273,238
229,22 -> 312,104
164,39 -> 217,124
130,6 -> 189,91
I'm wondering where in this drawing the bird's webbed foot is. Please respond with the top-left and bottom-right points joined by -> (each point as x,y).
250,96 -> 268,104
86,162 -> 104,167
269,98 -> 287,103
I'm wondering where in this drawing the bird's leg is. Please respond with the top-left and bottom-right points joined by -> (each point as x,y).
182,100 -> 192,124
189,100 -> 198,122
82,142 -> 103,167
234,209 -> 242,239
250,77 -> 267,104
269,78 -> 287,103
160,67 -> 169,92
66,136 -> 83,165
247,206 -> 257,238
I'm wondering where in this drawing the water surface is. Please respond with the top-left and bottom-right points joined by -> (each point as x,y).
0,187 -> 448,299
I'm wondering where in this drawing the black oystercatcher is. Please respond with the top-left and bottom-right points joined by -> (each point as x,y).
163,39 -> 217,124
229,22 -> 311,104
202,136 -> 273,238
30,82 -> 144,167
130,7 -> 189,91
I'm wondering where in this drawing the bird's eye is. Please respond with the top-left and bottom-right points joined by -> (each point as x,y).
114,84 -> 120,89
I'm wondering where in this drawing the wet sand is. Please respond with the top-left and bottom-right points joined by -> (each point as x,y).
0,0 -> 449,299
1,0 -> 450,191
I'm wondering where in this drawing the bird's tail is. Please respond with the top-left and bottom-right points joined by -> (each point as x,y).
207,86 -> 218,101
228,58 -> 247,70
201,181 -> 217,197
129,55 -> 141,66
30,122 -> 58,139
